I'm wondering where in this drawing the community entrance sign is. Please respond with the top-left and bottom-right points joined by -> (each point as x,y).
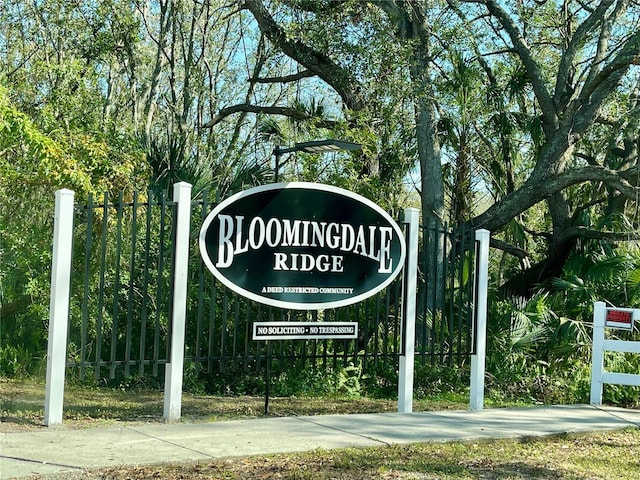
199,182 -> 406,310
44,181 -> 490,426
200,182 -> 406,414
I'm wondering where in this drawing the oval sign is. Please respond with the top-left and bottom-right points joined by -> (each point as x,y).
199,182 -> 406,310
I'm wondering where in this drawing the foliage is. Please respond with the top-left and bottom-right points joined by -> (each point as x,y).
5,0 -> 640,410
0,86 -> 90,194
484,238 -> 640,407
240,0 -> 640,297
0,85 -> 148,377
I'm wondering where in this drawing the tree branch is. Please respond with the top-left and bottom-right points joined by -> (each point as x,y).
250,70 -> 316,84
573,30 -> 640,133
469,163 -> 640,231
202,103 -> 337,129
241,0 -> 365,111
490,237 -> 529,260
557,225 -> 640,244
553,0 -> 615,108
279,0 -> 350,14
481,0 -> 557,130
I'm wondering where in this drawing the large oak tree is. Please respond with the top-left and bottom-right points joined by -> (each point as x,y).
236,0 -> 640,293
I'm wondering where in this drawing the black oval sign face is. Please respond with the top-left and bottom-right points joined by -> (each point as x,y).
199,182 -> 405,310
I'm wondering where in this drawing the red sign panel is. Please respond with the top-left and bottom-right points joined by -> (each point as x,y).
606,308 -> 635,330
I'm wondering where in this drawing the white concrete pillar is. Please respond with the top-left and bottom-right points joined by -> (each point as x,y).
44,189 -> 75,426
163,182 -> 192,422
590,301 -> 607,405
398,207 -> 419,413
470,229 -> 490,410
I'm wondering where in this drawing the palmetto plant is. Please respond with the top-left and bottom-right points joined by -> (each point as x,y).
144,132 -> 272,201
488,293 -> 554,374
485,239 -> 640,403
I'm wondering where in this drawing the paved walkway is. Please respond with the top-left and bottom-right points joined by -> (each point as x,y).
2,404 -> 640,479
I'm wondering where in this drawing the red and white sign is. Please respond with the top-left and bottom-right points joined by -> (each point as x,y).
605,307 -> 639,330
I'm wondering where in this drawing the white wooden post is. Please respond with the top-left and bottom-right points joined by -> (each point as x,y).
398,207 -> 419,413
590,301 -> 607,405
163,182 -> 192,422
470,229 -> 490,410
44,189 -> 75,426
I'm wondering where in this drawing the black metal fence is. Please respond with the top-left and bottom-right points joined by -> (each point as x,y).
66,190 -> 478,382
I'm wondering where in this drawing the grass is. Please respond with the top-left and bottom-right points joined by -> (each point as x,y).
0,377 -> 468,430
92,430 -> 640,480
3,377 -> 640,479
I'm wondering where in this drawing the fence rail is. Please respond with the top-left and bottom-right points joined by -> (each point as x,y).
65,188 -> 478,383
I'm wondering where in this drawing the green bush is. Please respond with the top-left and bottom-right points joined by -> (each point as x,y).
0,345 -> 34,377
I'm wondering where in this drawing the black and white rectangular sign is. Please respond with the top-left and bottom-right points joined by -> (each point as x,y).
252,321 -> 358,340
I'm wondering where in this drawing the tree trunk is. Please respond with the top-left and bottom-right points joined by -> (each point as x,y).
500,235 -> 577,296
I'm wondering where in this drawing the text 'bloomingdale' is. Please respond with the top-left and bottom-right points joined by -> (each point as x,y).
215,214 -> 395,273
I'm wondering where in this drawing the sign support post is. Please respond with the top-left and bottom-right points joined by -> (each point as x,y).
398,207 -> 419,413
264,340 -> 271,415
590,301 -> 607,405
